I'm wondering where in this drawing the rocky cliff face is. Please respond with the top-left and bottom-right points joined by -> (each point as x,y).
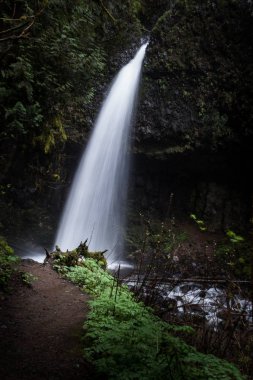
131,0 -> 253,231
137,0 -> 253,152
1,0 -> 252,241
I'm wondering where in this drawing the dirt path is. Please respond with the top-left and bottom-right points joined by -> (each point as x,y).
0,260 -> 99,380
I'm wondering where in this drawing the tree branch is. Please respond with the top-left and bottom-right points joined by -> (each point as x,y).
99,0 -> 117,23
0,5 -> 45,42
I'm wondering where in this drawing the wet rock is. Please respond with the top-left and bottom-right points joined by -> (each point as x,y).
184,303 -> 207,316
199,290 -> 206,298
180,284 -> 200,293
131,0 -> 253,231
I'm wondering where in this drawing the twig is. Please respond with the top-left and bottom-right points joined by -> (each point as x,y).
0,21 -> 30,35
99,0 -> 117,23
0,5 -> 45,42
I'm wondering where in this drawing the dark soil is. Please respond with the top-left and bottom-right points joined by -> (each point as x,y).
0,260 -> 99,380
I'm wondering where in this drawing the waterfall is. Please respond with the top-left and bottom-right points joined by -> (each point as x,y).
54,43 -> 148,263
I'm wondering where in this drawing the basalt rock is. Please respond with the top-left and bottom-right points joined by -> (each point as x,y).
131,0 -> 253,230
136,0 -> 253,155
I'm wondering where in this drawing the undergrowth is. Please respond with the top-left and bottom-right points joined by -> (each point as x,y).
21,272 -> 38,287
55,256 -> 245,380
0,237 -> 20,290
215,230 -> 251,279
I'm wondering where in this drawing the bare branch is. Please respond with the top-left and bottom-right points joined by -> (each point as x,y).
0,5 -> 45,42
99,0 -> 117,23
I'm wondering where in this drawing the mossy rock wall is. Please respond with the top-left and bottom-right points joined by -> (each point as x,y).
1,0 -> 253,238
130,0 -> 253,231
136,0 -> 253,154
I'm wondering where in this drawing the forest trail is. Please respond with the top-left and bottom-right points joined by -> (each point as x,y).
0,260 -> 97,380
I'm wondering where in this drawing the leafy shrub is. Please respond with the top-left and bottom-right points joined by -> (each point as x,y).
0,237 -> 20,289
190,214 -> 207,231
215,230 -> 251,279
21,272 -> 38,287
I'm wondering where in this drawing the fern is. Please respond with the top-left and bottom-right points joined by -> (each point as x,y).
0,237 -> 20,289
61,259 -> 245,380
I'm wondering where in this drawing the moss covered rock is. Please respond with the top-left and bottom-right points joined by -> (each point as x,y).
136,0 -> 253,156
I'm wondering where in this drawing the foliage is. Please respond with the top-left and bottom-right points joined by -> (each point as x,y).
21,271 -> 38,287
215,230 -> 251,279
0,237 -> 20,289
65,259 -> 113,296
226,230 -> 244,244
190,214 -> 207,231
34,115 -> 67,154
0,1 -> 106,140
0,0 -> 143,143
53,255 -> 244,379
52,241 -> 107,274
0,0 -> 143,196
127,211 -> 188,257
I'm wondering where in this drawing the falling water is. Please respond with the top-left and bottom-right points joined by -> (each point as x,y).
55,43 -> 148,263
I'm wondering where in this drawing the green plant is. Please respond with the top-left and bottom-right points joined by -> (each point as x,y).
52,241 -> 107,273
0,237 -> 20,289
21,272 -> 38,287
215,230 -> 250,279
226,230 -> 244,244
127,213 -> 188,262
53,255 -> 244,379
190,214 -> 207,231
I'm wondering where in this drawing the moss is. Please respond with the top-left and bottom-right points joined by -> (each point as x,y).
52,241 -> 107,270
0,237 -> 20,290
138,0 -> 253,154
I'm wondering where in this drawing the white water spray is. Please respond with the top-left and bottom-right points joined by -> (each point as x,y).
55,43 -> 148,263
